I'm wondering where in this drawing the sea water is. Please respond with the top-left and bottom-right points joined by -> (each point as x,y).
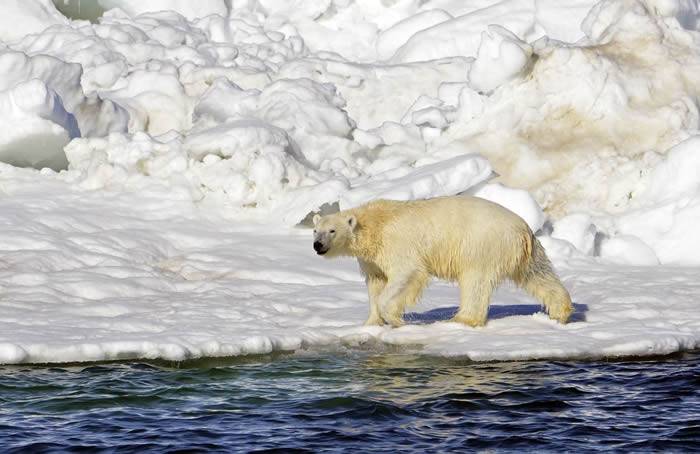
1,350 -> 698,452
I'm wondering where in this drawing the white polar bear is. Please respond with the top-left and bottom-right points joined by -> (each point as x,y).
312,196 -> 573,327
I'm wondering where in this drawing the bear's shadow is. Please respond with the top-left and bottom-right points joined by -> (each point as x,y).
404,303 -> 588,324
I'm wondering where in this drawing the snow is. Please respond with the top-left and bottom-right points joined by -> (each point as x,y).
98,0 -> 228,21
0,167 -> 698,364
0,0 -> 699,364
0,0 -> 68,43
467,25 -> 533,94
0,79 -> 78,170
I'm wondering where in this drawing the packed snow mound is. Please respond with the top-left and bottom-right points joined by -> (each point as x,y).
0,50 -> 127,169
9,0 -> 695,224
276,57 -> 470,129
257,0 -> 598,62
600,135 -> 700,265
0,79 -> 78,170
0,0 -> 68,43
390,0 -> 541,63
467,25 -> 533,94
468,183 -> 545,232
435,0 -> 700,217
98,0 -> 228,21
376,9 -> 454,61
65,131 -> 497,226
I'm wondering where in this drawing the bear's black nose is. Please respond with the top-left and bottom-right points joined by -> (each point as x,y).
313,241 -> 323,252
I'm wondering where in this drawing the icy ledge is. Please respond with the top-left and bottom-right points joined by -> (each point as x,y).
0,170 -> 698,364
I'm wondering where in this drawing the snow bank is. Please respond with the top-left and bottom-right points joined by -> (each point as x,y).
98,0 -> 228,21
562,135 -> 700,265
9,0 -> 682,220
467,25 -> 533,94
0,0 -> 68,43
469,183 -> 545,232
0,79 -> 78,170
0,49 -> 127,169
433,0 -> 700,220
390,0 -> 539,63
605,136 -> 700,265
376,9 -> 453,61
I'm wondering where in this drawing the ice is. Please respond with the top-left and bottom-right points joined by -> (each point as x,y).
642,135 -> 700,203
0,169 -> 698,364
599,135 -> 700,265
0,0 -> 67,43
1,0 -> 700,364
469,183 -> 545,232
376,9 -> 453,61
467,25 -> 533,94
551,214 -> 598,256
0,79 -> 78,170
436,0 -> 700,217
339,154 -> 493,209
390,0 -> 538,63
98,0 -> 228,21
598,235 -> 660,266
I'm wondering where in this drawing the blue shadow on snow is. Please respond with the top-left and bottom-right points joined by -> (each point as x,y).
405,303 -> 588,325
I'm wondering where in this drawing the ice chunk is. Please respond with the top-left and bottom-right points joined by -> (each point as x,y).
98,0 -> 228,21
0,80 -> 79,170
468,25 -> 533,94
0,0 -> 68,43
643,135 -> 700,203
376,9 -> 453,61
598,235 -> 660,266
534,0 -> 598,43
390,0 -> 537,63
551,213 -> 598,255
278,58 -> 469,129
614,197 -> 700,265
105,70 -> 191,136
0,51 -> 128,139
469,183 -> 545,232
340,154 -> 493,209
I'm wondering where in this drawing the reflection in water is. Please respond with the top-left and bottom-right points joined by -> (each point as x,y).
0,351 -> 698,451
358,354 -> 540,405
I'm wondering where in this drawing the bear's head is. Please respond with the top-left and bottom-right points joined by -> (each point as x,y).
312,212 -> 357,257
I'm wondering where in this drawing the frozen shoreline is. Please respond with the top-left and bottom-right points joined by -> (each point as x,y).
2,0 -> 700,364
1,168 -> 698,365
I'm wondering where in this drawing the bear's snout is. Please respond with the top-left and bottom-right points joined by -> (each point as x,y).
313,241 -> 327,255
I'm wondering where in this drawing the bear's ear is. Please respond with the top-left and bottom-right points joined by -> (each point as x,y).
313,214 -> 321,226
347,215 -> 357,231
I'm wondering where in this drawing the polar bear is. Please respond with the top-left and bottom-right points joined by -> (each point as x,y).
312,196 -> 573,327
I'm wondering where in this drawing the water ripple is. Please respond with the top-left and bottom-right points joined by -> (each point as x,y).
0,351 -> 699,451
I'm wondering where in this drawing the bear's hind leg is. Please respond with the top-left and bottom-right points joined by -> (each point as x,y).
515,238 -> 573,324
452,272 -> 497,327
519,272 -> 573,324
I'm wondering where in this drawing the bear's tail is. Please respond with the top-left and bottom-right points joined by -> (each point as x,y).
516,236 -> 573,324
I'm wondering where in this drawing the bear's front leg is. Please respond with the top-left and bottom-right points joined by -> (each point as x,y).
364,275 -> 386,326
375,278 -> 408,327
378,269 -> 428,328
381,270 -> 429,327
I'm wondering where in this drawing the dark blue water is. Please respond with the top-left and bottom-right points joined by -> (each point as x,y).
1,350 -> 698,452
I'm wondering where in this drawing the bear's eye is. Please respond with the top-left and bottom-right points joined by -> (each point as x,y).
330,229 -> 336,234
313,230 -> 317,234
